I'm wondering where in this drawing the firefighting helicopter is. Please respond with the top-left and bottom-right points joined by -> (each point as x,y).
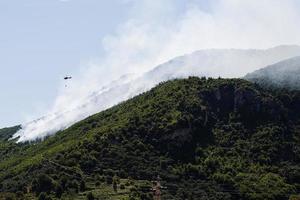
64,76 -> 72,87
64,76 -> 72,80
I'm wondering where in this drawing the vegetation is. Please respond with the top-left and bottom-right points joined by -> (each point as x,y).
0,126 -> 20,141
0,77 -> 300,199
244,56 -> 300,90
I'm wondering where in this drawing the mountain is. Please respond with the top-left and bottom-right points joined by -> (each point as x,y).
146,45 -> 300,79
1,77 -> 300,200
0,126 -> 20,141
14,45 -> 300,142
245,56 -> 300,90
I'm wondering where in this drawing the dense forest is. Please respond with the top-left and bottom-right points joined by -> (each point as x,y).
1,77 -> 300,200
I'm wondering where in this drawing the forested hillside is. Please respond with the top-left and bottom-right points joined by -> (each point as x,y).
245,56 -> 300,90
0,126 -> 20,141
1,77 -> 300,200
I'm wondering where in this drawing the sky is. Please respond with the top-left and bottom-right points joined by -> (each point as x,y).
0,0 -> 212,127
2,0 -> 300,130
0,0 -> 131,127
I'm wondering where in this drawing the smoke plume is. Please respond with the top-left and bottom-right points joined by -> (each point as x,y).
14,0 -> 300,141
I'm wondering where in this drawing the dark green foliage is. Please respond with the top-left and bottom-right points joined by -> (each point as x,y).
1,77 -> 300,199
236,173 -> 295,200
0,126 -> 24,163
106,175 -> 113,185
120,184 -> 125,190
3,193 -> 15,200
55,184 -> 63,198
86,192 -> 95,200
38,192 -> 45,200
80,180 -> 86,192
113,181 -> 117,192
32,174 -> 55,194
0,126 -> 20,141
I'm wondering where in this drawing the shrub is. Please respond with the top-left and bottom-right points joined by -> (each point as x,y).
80,180 -> 86,192
120,184 -> 125,190
86,192 -> 95,200
113,180 -> 118,192
55,184 -> 63,198
32,174 -> 54,194
38,192 -> 46,200
95,182 -> 101,187
106,175 -> 113,185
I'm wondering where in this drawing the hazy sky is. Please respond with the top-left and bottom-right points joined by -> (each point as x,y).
0,0 -> 130,127
1,0 -> 300,129
0,0 -> 212,127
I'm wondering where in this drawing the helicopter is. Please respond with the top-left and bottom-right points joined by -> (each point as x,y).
64,76 -> 72,87
64,76 -> 72,80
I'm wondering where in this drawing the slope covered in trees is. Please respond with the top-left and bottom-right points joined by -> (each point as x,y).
245,56 -> 300,90
1,77 -> 300,200
0,126 -> 20,141
15,45 -> 300,142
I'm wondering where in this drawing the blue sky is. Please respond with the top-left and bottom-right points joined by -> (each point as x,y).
0,0 -> 132,127
1,0 -> 300,128
0,0 -> 213,127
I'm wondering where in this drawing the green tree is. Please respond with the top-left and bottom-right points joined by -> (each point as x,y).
38,192 -> 46,200
86,192 -> 95,200
33,174 -> 54,194
80,180 -> 86,192
55,184 -> 63,198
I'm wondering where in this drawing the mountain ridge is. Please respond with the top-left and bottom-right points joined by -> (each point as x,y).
1,77 -> 300,199
245,56 -> 300,90
14,45 -> 300,142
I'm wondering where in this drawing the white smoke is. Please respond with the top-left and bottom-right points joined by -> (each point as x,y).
245,56 -> 300,89
14,0 -> 300,142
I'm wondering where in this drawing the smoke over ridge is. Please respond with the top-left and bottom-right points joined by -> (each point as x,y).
14,0 -> 300,142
